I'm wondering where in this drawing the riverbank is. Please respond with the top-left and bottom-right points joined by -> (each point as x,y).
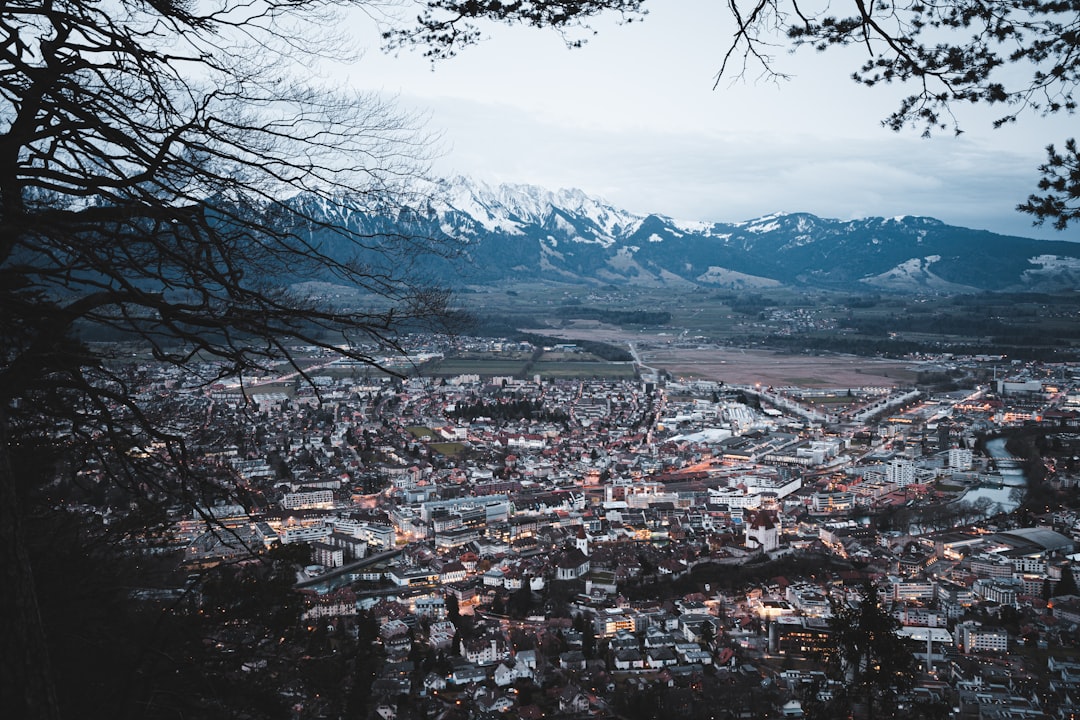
958,437 -> 1028,515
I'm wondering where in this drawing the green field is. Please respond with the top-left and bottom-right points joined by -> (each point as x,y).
423,358 -> 531,376
531,361 -> 637,378
801,394 -> 859,405
429,442 -> 467,456
406,426 -> 436,440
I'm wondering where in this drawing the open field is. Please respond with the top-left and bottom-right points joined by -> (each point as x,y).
424,358 -> 531,376
523,325 -> 919,387
641,346 -> 919,388
531,361 -> 637,379
429,442 -> 467,456
476,284 -> 1080,365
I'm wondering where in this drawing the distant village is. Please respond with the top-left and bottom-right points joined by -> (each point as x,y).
107,335 -> 1080,719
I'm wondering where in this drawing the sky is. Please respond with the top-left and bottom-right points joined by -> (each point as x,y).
329,0 -> 1079,241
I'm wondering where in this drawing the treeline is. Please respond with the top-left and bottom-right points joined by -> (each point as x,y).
875,496 -> 1007,533
711,292 -> 776,315
845,313 -> 1080,340
466,316 -> 634,361
622,552 -> 852,600
517,332 -> 634,362
763,334 -> 923,358
556,304 -> 672,326
447,398 -> 569,423
763,333 -> 1080,362
949,291 -> 1080,309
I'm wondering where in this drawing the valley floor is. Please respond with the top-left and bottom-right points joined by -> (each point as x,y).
521,324 -> 918,387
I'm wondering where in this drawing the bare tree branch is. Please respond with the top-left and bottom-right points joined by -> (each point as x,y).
1,1 -> 460,716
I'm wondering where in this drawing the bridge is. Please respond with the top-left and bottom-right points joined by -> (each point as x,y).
294,547 -> 403,589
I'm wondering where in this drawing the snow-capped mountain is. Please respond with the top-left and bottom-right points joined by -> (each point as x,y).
302,178 -> 1080,293
434,177 -> 645,243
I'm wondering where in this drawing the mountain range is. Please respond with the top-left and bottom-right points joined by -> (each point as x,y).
308,178 -> 1080,294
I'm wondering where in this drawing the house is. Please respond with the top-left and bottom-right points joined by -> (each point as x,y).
645,646 -> 678,668
481,694 -> 516,713
380,619 -> 412,656
658,558 -> 688,578
493,662 -> 515,687
782,699 -> 805,718
558,685 -> 590,714
461,633 -> 505,666
422,672 -> 447,694
675,643 -> 714,665
413,595 -> 446,619
613,647 -> 645,670
609,629 -> 638,652
449,661 -> 488,686
559,650 -> 587,670
428,620 -> 457,650
514,648 -> 539,672
679,615 -> 720,644
644,628 -> 676,648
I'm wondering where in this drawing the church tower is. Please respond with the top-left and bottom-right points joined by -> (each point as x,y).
575,525 -> 589,556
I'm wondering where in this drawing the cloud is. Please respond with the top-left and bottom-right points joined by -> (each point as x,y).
340,2 -> 1080,242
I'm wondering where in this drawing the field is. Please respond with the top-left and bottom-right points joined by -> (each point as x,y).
423,358 -> 531,376
636,345 -> 919,388
406,426 -> 436,440
429,442 -> 467,456
519,326 -> 919,388
469,284 -> 1080,366
531,360 -> 637,379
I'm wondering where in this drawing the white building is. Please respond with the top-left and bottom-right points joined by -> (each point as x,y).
954,620 -> 1009,654
886,459 -> 916,488
709,486 -> 765,510
282,489 -> 334,510
745,509 -> 780,552
949,447 -> 974,471
972,577 -> 1023,605
280,523 -> 332,545
461,634 -> 505,666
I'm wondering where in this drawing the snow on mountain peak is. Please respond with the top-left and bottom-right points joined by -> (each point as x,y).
434,176 -> 643,245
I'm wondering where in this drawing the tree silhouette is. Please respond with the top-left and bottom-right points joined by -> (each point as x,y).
1054,563 -> 1079,598
699,619 -> 715,649
0,2 -> 456,717
806,582 -> 919,720
390,0 -> 1080,229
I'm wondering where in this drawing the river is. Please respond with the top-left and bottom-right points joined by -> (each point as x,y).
958,437 -> 1027,515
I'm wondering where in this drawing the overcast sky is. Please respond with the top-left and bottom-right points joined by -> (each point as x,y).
331,1 -> 1078,241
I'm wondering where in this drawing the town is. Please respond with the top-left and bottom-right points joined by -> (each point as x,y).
80,334 -> 1080,720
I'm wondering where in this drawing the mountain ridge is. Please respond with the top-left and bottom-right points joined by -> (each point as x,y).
302,177 -> 1080,293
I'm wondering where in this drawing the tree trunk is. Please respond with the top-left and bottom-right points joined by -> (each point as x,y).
0,411 -> 61,720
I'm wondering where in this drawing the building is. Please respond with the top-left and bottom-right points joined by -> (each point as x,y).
311,541 -> 344,568
885,459 -> 916,488
461,633 -> 506,666
280,523 -> 332,545
282,489 -> 334,510
769,616 -> 832,656
949,447 -> 974,470
954,620 -> 1009,654
554,547 -> 590,581
745,508 -> 780,552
